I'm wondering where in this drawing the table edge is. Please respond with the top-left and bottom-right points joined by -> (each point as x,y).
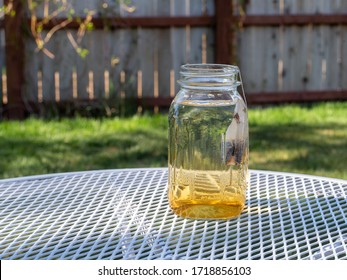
0,168 -> 346,184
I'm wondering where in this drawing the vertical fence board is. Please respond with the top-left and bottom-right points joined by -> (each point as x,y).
53,31 -> 75,101
189,0 -> 204,15
337,0 -> 347,90
204,0 -> 215,15
109,29 -> 123,101
137,28 -> 155,98
106,30 -> 120,100
263,27 -> 279,92
299,26 -> 312,91
170,0 -> 187,96
245,0 -> 263,14
301,0 -> 315,13
41,32 -> 56,102
87,30 -> 105,100
157,0 -> 171,16
326,26 -> 340,90
340,25 -> 347,89
75,33 -> 89,100
136,1 -> 156,99
157,2 -> 172,100
282,26 -> 299,91
157,30 -> 174,97
290,0 -> 308,91
341,0 -> 347,12
190,27 -> 214,64
24,38 -> 39,103
239,27 -> 266,93
85,32 -> 97,100
318,25 -> 329,90
108,28 -> 137,106
190,27 -> 203,63
101,32 -> 111,100
171,0 -> 187,15
121,29 -> 140,100
239,1 -> 279,93
257,26 -> 271,92
205,27 -> 215,63
261,25 -> 275,92
308,25 -> 324,91
124,0 -> 158,17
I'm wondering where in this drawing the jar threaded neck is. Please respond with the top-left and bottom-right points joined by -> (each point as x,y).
179,64 -> 240,90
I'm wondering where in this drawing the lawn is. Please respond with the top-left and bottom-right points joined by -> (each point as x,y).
0,102 -> 346,179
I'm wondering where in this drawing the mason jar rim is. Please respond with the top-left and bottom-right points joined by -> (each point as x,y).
180,64 -> 239,77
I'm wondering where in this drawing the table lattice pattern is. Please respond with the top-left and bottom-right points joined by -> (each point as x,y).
0,168 -> 346,260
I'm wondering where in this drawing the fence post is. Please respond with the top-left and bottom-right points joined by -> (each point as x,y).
214,0 -> 232,64
4,0 -> 25,119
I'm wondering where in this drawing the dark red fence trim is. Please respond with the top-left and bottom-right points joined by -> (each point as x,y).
246,90 -> 347,104
25,14 -> 347,31
139,90 -> 347,107
2,90 -> 346,117
34,16 -> 215,30
235,14 -> 347,26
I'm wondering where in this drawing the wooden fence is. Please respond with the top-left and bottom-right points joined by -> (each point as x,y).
236,0 -> 347,104
1,0 -> 347,119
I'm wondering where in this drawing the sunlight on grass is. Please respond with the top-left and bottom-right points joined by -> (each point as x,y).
0,102 -> 346,179
248,102 -> 347,179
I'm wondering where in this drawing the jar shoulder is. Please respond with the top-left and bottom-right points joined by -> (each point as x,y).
170,89 -> 245,107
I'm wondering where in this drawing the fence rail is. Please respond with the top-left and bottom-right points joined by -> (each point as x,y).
1,0 -> 347,119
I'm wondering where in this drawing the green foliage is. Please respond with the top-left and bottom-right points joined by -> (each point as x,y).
76,47 -> 89,59
85,22 -> 94,31
0,4 -> 16,16
67,8 -> 75,20
1,0 -> 133,59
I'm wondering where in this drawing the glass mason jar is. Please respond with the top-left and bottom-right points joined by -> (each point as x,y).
168,64 -> 249,219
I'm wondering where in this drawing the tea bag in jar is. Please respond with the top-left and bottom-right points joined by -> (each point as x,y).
225,99 -> 248,166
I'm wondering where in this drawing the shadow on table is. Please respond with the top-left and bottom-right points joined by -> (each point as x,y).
113,195 -> 347,260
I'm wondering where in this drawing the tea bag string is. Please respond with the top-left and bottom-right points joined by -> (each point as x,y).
236,66 -> 247,107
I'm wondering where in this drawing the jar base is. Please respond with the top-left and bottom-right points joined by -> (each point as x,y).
171,203 -> 244,220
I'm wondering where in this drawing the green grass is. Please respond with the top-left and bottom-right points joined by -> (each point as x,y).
0,102 -> 346,180
249,102 -> 347,180
0,115 -> 168,179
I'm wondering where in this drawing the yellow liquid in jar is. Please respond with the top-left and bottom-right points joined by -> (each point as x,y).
168,168 -> 247,219
168,99 -> 249,219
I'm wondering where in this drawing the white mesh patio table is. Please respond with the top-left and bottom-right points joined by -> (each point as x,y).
0,168 -> 346,260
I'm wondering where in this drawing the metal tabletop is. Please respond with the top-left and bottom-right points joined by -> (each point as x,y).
0,168 -> 346,260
